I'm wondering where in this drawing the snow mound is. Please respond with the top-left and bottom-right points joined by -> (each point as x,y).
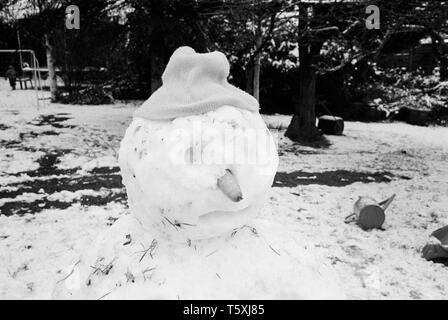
53,214 -> 346,299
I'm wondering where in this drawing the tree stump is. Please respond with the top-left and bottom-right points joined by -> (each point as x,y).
317,115 -> 344,135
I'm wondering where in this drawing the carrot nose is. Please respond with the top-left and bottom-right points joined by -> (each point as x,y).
217,169 -> 243,202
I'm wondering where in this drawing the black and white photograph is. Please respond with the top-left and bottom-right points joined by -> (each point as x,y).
0,0 -> 447,302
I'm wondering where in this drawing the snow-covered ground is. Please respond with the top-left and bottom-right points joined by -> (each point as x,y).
1,84 -> 448,299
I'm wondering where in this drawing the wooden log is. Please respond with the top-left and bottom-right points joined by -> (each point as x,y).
317,115 -> 344,135
395,107 -> 433,126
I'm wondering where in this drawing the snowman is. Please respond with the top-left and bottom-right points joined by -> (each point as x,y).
54,47 -> 345,299
119,46 -> 279,241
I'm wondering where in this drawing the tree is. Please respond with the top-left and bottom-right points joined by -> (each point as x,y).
284,0 -> 448,141
24,0 -> 66,101
199,0 -> 398,141
412,1 -> 448,81
199,0 -> 286,101
2,0 -> 130,100
283,1 -> 360,140
125,0 -> 209,95
1,0 -> 69,101
57,0 -> 127,90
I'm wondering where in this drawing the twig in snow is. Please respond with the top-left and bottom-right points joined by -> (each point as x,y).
89,257 -> 116,277
177,221 -> 196,227
163,216 -> 179,231
230,225 -> 258,238
136,239 -> 158,262
56,259 -> 81,284
123,234 -> 132,246
97,291 -> 112,300
269,245 -> 281,256
206,249 -> 219,257
142,267 -> 156,281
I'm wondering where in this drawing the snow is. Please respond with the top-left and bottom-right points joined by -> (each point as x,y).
0,192 -> 46,207
53,215 -> 346,299
46,189 -> 122,203
1,85 -> 448,299
0,204 -> 127,299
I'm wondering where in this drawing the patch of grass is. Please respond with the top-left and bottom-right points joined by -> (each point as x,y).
273,170 -> 406,188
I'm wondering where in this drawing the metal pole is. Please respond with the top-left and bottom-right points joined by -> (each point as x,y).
31,51 -> 39,109
16,29 -> 23,72
35,55 -> 42,92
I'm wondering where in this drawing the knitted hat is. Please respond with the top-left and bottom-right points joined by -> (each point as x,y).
133,46 -> 259,120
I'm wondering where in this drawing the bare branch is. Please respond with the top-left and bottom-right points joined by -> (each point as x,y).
311,26 -> 340,38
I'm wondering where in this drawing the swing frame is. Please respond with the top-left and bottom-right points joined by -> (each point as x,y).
0,49 -> 44,108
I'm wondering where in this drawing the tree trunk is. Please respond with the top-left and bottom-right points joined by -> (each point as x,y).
44,34 -> 58,102
149,40 -> 164,95
149,53 -> 163,94
285,44 -> 321,141
440,56 -> 448,81
253,20 -> 262,101
245,64 -> 254,95
253,54 -> 261,101
431,31 -> 448,81
441,57 -> 448,81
